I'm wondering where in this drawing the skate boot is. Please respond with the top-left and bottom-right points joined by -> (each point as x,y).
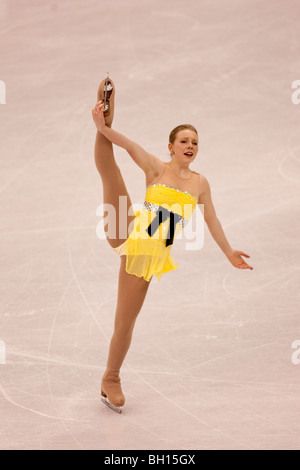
97,73 -> 115,127
101,371 -> 125,414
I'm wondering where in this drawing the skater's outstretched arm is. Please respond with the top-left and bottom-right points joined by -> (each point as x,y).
199,177 -> 253,270
92,101 -> 161,175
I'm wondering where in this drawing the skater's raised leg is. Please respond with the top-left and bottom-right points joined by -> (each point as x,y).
94,76 -> 135,248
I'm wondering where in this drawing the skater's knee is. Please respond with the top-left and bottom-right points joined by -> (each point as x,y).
114,318 -> 136,339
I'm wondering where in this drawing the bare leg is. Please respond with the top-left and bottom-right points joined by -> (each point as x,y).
94,78 -> 135,248
101,256 -> 152,408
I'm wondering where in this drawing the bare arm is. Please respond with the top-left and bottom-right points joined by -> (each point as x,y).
101,126 -> 160,173
198,176 -> 233,256
199,176 -> 253,270
92,100 -> 161,175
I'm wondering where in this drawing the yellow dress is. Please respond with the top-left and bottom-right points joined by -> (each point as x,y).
113,184 -> 198,281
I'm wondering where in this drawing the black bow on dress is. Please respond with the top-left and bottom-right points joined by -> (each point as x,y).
146,205 -> 183,247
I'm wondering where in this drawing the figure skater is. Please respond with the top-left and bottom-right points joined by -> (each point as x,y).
92,75 -> 253,413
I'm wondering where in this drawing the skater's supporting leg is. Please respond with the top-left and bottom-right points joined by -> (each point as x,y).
101,256 -> 152,408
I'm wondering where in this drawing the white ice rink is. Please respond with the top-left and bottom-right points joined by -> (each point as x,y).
0,0 -> 300,450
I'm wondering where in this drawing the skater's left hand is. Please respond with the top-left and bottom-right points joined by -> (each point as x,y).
226,249 -> 253,270
92,101 -> 106,132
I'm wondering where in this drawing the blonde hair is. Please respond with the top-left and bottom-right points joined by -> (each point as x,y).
169,124 -> 198,145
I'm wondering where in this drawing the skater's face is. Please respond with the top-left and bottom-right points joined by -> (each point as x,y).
168,130 -> 198,164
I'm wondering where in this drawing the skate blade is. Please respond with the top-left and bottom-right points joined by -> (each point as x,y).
101,395 -> 123,414
103,73 -> 110,106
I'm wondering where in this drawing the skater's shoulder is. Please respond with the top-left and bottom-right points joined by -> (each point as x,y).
197,173 -> 214,203
189,168 -> 207,188
150,155 -> 167,174
145,156 -> 166,187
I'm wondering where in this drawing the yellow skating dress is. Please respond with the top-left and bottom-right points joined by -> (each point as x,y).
113,183 -> 198,282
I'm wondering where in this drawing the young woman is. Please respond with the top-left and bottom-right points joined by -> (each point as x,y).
92,76 -> 253,413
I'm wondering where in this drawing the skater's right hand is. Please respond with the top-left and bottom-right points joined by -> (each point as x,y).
92,100 -> 106,132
